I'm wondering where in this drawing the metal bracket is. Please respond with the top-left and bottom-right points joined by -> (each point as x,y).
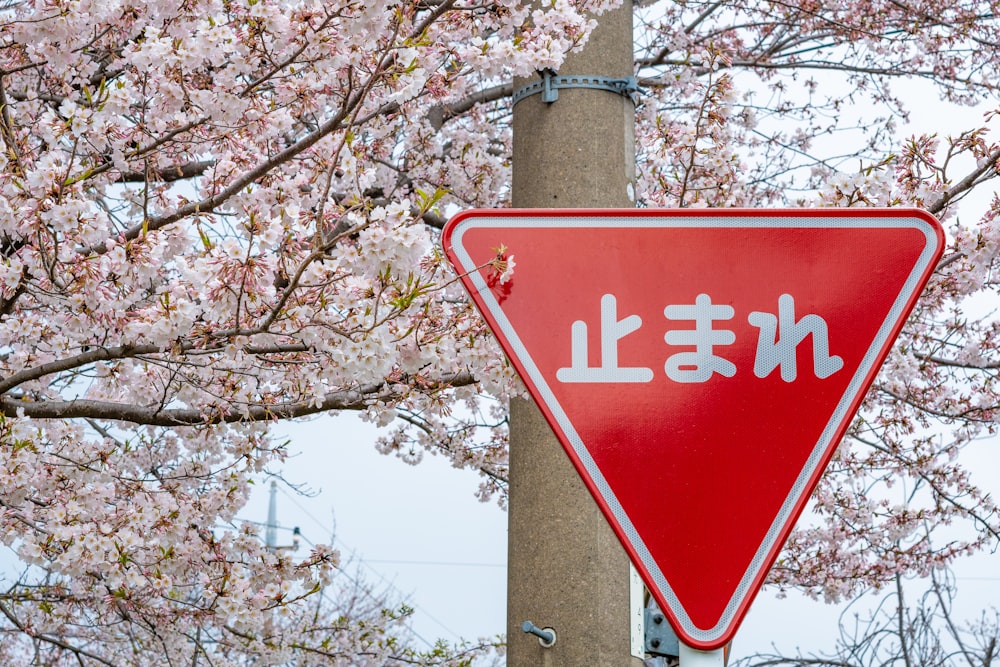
512,69 -> 640,106
644,609 -> 680,658
521,620 -> 557,648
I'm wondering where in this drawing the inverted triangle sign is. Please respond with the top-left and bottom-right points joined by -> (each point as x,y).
442,208 -> 944,650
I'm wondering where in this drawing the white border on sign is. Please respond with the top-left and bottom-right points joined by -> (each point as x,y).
447,212 -> 941,645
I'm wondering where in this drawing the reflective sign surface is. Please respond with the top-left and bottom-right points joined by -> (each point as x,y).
443,208 -> 944,649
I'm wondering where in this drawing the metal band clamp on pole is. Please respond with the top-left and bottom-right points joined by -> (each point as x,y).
512,69 -> 640,106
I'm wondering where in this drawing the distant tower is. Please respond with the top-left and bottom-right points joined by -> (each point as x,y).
265,480 -> 300,553
266,480 -> 279,550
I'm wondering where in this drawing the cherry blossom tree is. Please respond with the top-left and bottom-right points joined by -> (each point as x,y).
0,0 -> 999,663
734,568 -> 1000,667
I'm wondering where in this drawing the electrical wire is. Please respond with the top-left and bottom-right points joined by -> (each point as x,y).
236,480 -> 497,647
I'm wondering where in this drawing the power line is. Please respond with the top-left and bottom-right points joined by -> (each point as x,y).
241,521 -> 505,569
236,480 -> 472,646
365,559 -> 505,568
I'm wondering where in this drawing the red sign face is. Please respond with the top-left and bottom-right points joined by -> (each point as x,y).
442,208 -> 944,650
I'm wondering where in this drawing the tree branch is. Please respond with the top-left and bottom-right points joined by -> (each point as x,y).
913,352 -> 1000,370
426,82 -> 513,131
113,159 -> 216,184
79,80 -> 379,255
930,145 -> 1000,215
0,600 -> 117,667
0,372 -> 476,426
0,341 -> 330,396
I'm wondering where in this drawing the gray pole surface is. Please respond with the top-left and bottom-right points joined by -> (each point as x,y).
507,3 -> 641,665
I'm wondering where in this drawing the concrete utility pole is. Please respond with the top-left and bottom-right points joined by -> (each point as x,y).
507,3 -> 642,665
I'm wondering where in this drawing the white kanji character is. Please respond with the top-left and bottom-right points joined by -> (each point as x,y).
556,294 -> 654,383
663,294 -> 737,383
748,294 -> 844,382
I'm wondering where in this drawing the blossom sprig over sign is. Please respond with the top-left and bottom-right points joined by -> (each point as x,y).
0,0 -> 1000,663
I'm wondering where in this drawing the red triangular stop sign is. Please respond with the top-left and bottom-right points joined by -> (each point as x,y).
442,208 -> 944,650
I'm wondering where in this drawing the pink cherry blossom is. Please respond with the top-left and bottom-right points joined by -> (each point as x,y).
0,0 -> 998,663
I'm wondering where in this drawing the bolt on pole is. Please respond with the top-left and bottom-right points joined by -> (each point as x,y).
507,2 -> 642,665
